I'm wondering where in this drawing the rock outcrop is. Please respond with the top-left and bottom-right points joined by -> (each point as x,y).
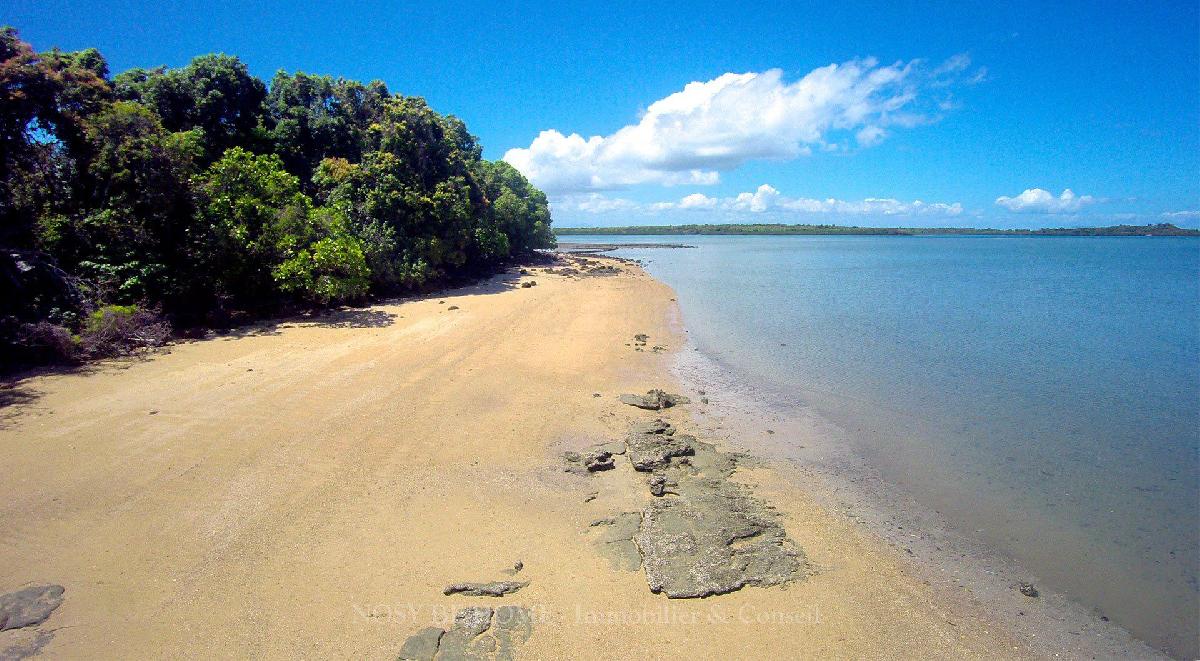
578,415 -> 806,599
618,390 -> 689,410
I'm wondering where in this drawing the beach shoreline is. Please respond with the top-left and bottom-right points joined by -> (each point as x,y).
0,256 -> 1166,658
669,338 -> 1167,659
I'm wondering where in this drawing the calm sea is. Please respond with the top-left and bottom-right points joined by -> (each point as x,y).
566,234 -> 1199,657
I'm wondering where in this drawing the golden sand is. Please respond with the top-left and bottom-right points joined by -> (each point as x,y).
0,259 -> 1031,659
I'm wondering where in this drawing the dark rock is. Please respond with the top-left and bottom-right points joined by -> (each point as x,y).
648,474 -> 672,497
618,390 -> 690,411
520,282 -> 533,289
585,453 -> 616,472
443,581 -> 528,597
583,492 -> 598,503
626,421 -> 695,472
447,305 -> 460,311
398,626 -> 444,661
500,560 -> 523,576
564,442 -> 624,474
1018,582 -> 1039,598
0,585 -> 64,631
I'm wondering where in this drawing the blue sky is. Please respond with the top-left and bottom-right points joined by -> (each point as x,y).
6,0 -> 1199,228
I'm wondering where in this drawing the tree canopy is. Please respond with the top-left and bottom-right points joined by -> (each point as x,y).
0,27 -> 555,368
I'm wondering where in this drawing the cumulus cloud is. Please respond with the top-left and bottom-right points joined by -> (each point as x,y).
677,193 -> 718,209
995,188 -> 1095,213
557,184 -> 963,218
504,55 -> 982,194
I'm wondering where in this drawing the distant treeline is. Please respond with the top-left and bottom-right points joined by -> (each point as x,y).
555,223 -> 1200,237
0,27 -> 554,368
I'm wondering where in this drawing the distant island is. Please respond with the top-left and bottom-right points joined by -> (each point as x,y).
555,222 -> 1200,237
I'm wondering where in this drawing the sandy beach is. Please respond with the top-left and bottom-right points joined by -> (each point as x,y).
0,256 -> 1158,659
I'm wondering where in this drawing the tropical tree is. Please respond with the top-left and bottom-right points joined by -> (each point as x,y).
115,54 -> 267,164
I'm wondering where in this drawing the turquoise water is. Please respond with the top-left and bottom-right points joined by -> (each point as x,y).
568,234 -> 1200,657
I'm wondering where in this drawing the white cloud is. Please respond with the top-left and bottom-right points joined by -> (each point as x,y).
856,125 -> 887,147
505,55 -> 980,194
677,193 -> 718,209
552,192 -> 641,214
995,188 -> 1096,213
560,184 -> 963,218
1162,210 -> 1200,220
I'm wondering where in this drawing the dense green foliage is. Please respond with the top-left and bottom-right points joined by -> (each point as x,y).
0,27 -> 554,367
555,223 -> 1200,236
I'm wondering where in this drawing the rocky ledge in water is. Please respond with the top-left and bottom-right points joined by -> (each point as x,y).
618,389 -> 690,411
399,605 -> 532,661
582,416 -> 806,598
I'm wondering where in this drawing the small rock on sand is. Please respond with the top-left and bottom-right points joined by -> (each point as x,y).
1018,582 -> 1040,598
564,445 -> 620,474
442,581 -> 529,597
0,585 -> 65,631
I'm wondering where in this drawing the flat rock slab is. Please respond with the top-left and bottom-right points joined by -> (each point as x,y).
618,390 -> 689,410
0,629 -> 55,661
590,512 -> 644,571
399,606 -> 532,661
443,581 -> 528,597
0,585 -> 64,631
635,486 -> 803,598
398,627 -> 444,661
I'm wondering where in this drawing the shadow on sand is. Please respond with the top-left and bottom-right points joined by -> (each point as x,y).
2,257 -> 560,413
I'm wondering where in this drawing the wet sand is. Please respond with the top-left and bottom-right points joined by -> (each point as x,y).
0,256 -> 1158,658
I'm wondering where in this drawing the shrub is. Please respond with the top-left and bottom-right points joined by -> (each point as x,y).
78,304 -> 171,357
16,321 -> 79,363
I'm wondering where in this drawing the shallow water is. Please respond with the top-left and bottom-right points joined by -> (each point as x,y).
566,234 -> 1200,657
